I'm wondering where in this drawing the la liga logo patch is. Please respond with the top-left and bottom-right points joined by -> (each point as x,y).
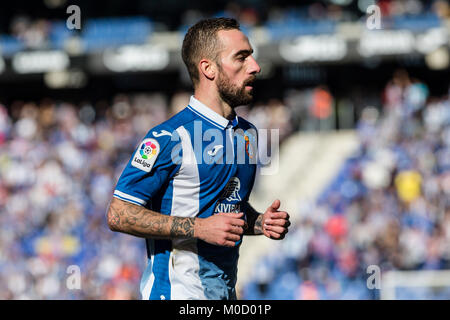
140,140 -> 158,159
132,138 -> 160,172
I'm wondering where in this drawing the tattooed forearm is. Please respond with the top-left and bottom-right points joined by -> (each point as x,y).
170,217 -> 195,238
242,202 -> 264,235
107,197 -> 195,239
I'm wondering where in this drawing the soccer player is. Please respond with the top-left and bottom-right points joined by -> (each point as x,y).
106,17 -> 290,300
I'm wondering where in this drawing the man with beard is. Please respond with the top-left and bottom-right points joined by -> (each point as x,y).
106,17 -> 290,300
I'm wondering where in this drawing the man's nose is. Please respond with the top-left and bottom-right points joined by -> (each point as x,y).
248,55 -> 261,75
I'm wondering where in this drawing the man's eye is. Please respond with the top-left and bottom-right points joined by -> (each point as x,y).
237,56 -> 246,61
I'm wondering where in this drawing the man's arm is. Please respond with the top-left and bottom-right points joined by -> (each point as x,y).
107,197 -> 245,247
107,197 -> 195,239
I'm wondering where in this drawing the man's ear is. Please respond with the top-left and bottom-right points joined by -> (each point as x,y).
199,59 -> 216,81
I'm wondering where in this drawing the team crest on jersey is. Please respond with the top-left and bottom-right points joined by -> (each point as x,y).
131,138 -> 160,172
244,134 -> 254,159
214,177 -> 242,213
222,177 -> 241,202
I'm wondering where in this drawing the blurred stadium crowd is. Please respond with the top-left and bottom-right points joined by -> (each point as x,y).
0,0 -> 448,54
242,70 -> 450,300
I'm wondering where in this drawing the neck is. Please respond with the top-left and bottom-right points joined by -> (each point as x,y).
194,88 -> 236,120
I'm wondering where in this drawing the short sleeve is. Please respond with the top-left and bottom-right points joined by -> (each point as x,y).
113,123 -> 182,207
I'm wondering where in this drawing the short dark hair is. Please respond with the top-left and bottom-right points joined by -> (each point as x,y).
182,18 -> 240,87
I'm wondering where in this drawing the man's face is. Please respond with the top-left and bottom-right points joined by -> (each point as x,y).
215,29 -> 261,108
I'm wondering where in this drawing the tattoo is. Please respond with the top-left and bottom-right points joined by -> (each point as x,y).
107,204 -> 121,228
242,202 -> 263,235
107,197 -> 184,239
170,217 -> 195,238
253,214 -> 264,235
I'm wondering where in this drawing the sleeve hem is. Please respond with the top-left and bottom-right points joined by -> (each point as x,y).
113,190 -> 147,206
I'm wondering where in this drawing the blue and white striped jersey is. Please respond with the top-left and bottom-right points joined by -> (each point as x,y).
113,96 -> 258,300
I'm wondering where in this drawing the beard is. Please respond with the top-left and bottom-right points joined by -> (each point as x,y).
217,70 -> 255,108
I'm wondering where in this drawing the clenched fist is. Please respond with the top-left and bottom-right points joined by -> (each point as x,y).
194,212 -> 245,247
262,199 -> 290,240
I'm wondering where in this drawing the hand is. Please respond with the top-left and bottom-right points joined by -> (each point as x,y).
262,199 -> 290,240
194,212 -> 245,247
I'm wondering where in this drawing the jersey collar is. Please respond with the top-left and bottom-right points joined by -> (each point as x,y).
187,95 -> 238,130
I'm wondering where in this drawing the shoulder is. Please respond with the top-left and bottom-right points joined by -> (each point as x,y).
152,108 -> 195,134
143,108 -> 195,146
